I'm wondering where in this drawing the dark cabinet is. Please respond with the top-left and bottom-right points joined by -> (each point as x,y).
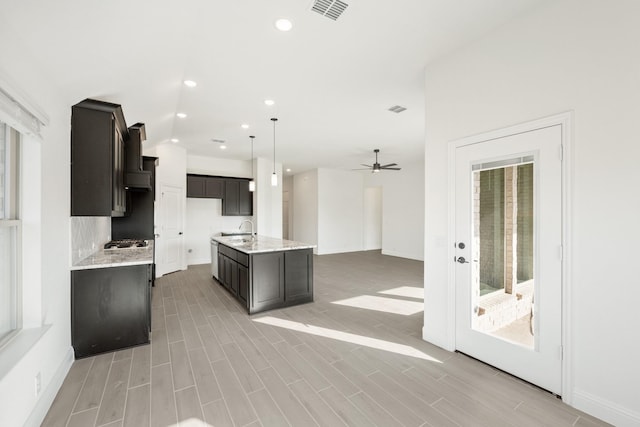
186,174 -> 252,216
71,99 -> 128,217
250,252 -> 285,313
285,249 -> 314,302
238,264 -> 249,305
187,174 -> 224,199
223,180 -> 240,215
223,179 -> 252,216
71,264 -> 151,358
186,175 -> 205,197
216,243 -> 313,314
206,178 -> 224,198
218,244 -> 249,306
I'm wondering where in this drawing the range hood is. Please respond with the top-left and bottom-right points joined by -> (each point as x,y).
124,123 -> 152,191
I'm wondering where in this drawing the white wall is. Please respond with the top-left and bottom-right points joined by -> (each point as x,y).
423,1 -> 640,425
255,157 -> 282,238
293,170 -> 318,251
282,176 -> 293,240
317,168 -> 364,255
0,68 -> 74,426
363,186 -> 382,250
184,154 -> 252,265
187,154 -> 251,178
365,158 -> 425,260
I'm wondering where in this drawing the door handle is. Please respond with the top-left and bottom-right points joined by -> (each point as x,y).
456,256 -> 469,264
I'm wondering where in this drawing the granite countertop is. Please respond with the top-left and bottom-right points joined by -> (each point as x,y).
71,241 -> 154,270
212,235 -> 315,254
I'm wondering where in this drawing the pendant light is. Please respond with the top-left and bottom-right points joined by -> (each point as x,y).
271,118 -> 278,187
248,135 -> 256,192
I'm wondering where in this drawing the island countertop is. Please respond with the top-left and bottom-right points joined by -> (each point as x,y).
71,241 -> 154,270
212,235 -> 315,254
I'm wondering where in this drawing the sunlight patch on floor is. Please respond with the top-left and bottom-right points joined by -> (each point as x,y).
253,316 -> 441,363
331,294 -> 423,315
378,286 -> 424,300
170,418 -> 213,427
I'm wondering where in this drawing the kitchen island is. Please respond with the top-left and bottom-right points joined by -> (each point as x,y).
212,235 -> 315,314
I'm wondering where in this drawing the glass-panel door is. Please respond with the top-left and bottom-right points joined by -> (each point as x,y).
455,125 -> 562,394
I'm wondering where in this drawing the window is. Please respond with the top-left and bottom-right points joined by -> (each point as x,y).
0,121 -> 21,345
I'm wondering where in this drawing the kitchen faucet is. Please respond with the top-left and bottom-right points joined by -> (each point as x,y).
239,220 -> 255,239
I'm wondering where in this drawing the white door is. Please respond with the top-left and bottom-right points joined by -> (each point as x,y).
160,184 -> 183,275
454,125 -> 562,394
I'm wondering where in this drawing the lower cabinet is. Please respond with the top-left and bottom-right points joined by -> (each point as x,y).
285,249 -> 314,303
71,264 -> 151,358
216,244 -> 313,314
250,252 -> 285,313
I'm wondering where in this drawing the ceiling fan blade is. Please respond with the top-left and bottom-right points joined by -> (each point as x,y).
361,164 -> 373,168
381,167 -> 402,170
352,168 -> 371,171
380,163 -> 397,168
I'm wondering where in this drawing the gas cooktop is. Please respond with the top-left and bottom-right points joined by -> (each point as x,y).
104,239 -> 149,250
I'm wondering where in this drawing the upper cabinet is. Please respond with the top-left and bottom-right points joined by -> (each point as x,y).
223,178 -> 252,216
71,99 -> 128,217
187,174 -> 252,216
186,174 -> 224,198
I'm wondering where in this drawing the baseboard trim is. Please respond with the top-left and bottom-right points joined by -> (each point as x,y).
572,388 -> 640,427
422,326 -> 455,352
25,346 -> 74,427
381,249 -> 423,261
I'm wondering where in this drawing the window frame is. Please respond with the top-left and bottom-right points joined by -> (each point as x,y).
0,122 -> 23,348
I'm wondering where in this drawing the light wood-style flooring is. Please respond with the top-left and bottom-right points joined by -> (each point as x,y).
42,251 -> 609,426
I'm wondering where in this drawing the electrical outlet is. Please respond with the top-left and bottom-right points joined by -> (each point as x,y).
35,372 -> 41,396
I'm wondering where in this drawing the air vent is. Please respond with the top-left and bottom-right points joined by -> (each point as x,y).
311,0 -> 348,21
388,105 -> 407,113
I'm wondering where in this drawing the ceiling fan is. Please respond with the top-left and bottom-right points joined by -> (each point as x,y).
354,149 -> 401,172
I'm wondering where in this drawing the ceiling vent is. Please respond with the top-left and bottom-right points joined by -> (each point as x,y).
311,0 -> 348,21
388,105 -> 407,113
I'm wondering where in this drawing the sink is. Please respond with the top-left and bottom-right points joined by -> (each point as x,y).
226,235 -> 256,246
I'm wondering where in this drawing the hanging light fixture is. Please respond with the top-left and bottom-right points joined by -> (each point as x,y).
271,118 -> 278,186
249,135 -> 256,192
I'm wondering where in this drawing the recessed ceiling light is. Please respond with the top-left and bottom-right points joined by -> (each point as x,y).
170,138 -> 179,143
286,168 -> 291,172
183,80 -> 197,88
220,145 -> 227,150
241,124 -> 249,129
264,99 -> 275,106
176,113 -> 187,118
275,18 -> 293,32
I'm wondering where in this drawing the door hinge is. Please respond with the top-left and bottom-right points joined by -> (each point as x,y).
558,345 -> 563,361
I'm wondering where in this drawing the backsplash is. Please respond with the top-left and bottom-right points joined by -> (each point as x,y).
70,216 -> 111,265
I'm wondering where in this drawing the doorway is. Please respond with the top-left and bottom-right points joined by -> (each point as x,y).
158,184 -> 184,276
363,186 -> 382,250
453,123 -> 563,394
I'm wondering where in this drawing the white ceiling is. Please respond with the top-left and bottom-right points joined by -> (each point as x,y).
4,0 -> 549,175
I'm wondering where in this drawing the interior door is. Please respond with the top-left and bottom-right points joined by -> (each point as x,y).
160,184 -> 183,275
454,125 -> 562,394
